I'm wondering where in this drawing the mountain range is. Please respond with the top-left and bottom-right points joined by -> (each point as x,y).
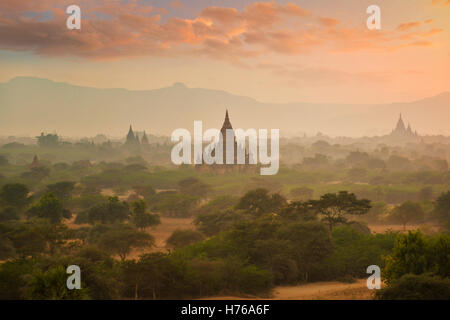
0,77 -> 449,138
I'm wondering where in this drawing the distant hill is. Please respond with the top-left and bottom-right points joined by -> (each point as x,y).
0,76 -> 449,137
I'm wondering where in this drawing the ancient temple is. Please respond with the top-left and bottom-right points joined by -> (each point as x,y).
196,110 -> 255,174
125,125 -> 150,145
390,114 -> 418,138
219,110 -> 238,164
141,131 -> 149,144
125,125 -> 139,145
30,155 -> 40,168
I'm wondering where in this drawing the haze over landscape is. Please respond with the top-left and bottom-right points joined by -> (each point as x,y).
0,0 -> 450,303
1,76 -> 449,138
1,0 -> 449,134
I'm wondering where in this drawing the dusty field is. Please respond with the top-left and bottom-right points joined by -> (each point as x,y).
145,217 -> 195,250
271,279 -> 375,300
64,213 -> 428,299
126,217 -> 195,259
65,215 -> 195,259
202,279 -> 376,300
368,223 -> 440,234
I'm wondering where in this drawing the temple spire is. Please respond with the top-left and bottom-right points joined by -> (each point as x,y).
126,124 -> 139,145
141,131 -> 149,144
221,109 -> 233,132
395,113 -> 406,132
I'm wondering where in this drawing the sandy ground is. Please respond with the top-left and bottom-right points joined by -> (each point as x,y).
65,215 -> 195,259
368,223 -> 439,234
63,214 -> 424,299
124,217 -> 195,259
270,279 -> 374,300
202,279 -> 376,300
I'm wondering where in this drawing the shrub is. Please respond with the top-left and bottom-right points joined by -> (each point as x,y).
376,274 -> 450,300
166,229 -> 205,248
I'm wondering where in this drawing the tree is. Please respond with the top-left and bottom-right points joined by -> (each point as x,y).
132,185 -> 156,201
383,231 -> 429,284
277,221 -> 333,282
3,221 -> 47,258
121,252 -> 168,299
302,153 -> 328,167
345,151 -> 370,166
178,177 -> 211,198
375,274 -> 450,300
166,229 -> 205,248
131,199 -> 160,231
0,183 -> 30,209
389,201 -> 424,230
98,224 -> 154,261
46,181 -> 76,202
28,193 -> 68,223
87,196 -> 130,224
417,186 -> 433,201
387,155 -> 411,171
365,201 -> 387,223
235,188 -> 286,215
434,191 -> 450,229
194,208 -> 248,236
0,154 -> 9,166
0,206 -> 19,222
152,193 -> 199,217
34,220 -> 70,255
0,258 -> 35,299
0,225 -> 16,259
24,265 -> 89,299
383,231 -> 449,285
21,166 -> 50,181
279,201 -> 317,221
195,195 -> 238,216
309,191 -> 371,231
71,246 -> 121,299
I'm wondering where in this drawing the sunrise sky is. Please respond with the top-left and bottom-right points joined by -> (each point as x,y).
0,0 -> 449,104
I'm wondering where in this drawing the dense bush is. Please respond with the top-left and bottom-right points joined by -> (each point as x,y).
383,231 -> 450,284
376,274 -> 450,300
166,229 -> 205,248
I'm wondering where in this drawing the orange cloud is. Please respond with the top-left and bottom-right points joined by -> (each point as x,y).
319,17 -> 340,28
0,1 -> 444,62
171,1 -> 183,9
397,21 -> 422,31
431,0 -> 450,5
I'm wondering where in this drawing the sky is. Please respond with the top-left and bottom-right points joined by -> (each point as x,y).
0,0 -> 449,104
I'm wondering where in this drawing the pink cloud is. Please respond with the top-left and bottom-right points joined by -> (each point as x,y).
0,1 -> 444,62
397,21 -> 422,31
170,1 -> 183,9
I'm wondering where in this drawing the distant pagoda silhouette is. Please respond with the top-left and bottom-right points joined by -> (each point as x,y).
390,114 -> 418,138
141,131 -> 149,144
125,125 -> 139,145
196,110 -> 255,174
30,155 -> 40,168
125,125 -> 150,146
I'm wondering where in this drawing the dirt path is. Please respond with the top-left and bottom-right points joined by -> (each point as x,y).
368,223 -> 439,234
127,217 -> 195,259
271,279 -> 374,300
203,279 -> 375,300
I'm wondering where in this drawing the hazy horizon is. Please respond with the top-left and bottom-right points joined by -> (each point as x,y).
1,75 -> 450,138
0,1 -> 449,137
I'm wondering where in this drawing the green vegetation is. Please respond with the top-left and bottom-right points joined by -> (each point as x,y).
0,137 -> 448,300
375,274 -> 450,300
166,229 -> 205,248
